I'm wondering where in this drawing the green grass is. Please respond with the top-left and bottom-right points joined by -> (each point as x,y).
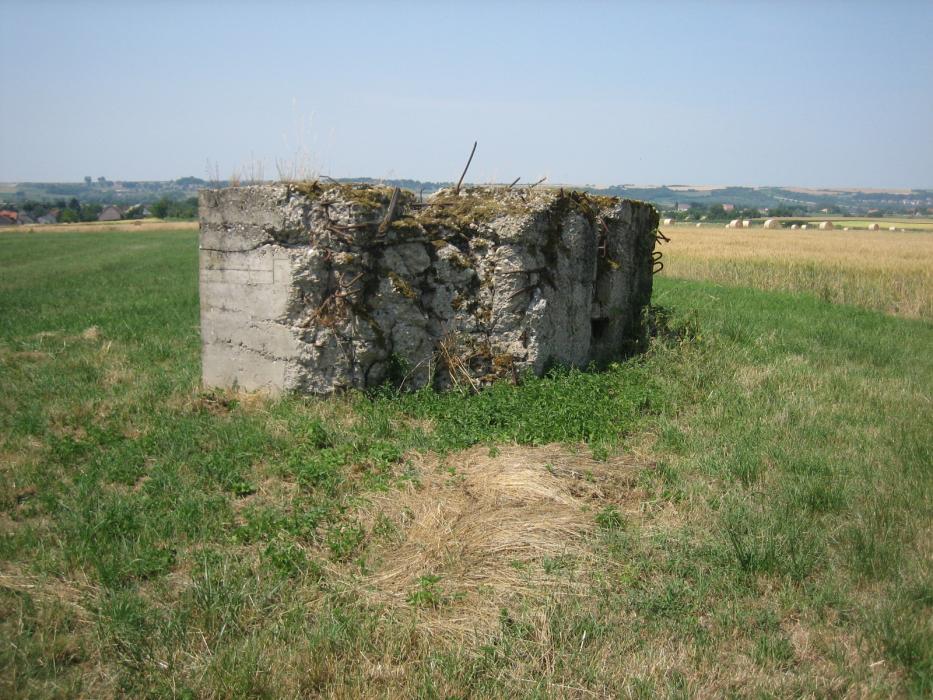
1,229 -> 931,697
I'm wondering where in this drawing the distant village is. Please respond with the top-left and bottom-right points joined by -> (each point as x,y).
0,204 -> 151,226
0,176 -> 205,226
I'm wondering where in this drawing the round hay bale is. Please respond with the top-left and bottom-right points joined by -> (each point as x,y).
868,223 -> 880,231
819,221 -> 834,230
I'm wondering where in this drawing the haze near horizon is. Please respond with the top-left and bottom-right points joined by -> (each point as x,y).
1,0 -> 931,189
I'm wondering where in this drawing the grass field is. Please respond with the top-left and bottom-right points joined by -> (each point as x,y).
1,228 -> 931,697
659,225 -> 933,320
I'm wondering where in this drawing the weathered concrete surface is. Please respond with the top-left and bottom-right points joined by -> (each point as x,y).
199,183 -> 658,394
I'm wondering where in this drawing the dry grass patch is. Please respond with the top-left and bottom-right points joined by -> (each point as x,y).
355,444 -> 647,641
0,567 -> 97,625
3,220 -> 199,235
0,350 -> 50,364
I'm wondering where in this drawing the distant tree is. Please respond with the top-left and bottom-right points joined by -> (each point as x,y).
59,208 -> 79,223
84,176 -> 92,186
769,205 -> 808,218
79,203 -> 102,222
97,176 -> 107,184
150,197 -> 170,219
67,197 -> 80,211
150,196 -> 198,220
20,200 -> 49,217
176,197 -> 198,219
705,204 -> 728,221
175,176 -> 206,187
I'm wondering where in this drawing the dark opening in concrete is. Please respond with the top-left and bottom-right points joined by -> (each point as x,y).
591,318 -> 610,343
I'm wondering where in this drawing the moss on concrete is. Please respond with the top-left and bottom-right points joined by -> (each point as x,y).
388,271 -> 418,300
289,181 -> 406,211
288,182 -> 628,243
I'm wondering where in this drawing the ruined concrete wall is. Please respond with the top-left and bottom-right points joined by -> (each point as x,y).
199,183 -> 658,394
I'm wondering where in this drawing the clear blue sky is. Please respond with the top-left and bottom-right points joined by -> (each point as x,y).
2,0 -> 931,188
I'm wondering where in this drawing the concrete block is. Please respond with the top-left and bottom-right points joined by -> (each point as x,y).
199,183 -> 658,394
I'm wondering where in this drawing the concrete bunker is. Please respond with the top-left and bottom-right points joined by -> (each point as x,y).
199,182 -> 659,394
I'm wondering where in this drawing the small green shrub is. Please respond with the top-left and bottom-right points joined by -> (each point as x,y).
326,521 -> 364,561
407,574 -> 444,608
595,505 -> 626,531
262,536 -> 308,578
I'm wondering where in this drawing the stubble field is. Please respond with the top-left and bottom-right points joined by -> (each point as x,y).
659,224 -> 933,319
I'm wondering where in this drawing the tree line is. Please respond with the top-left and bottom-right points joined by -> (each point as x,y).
5,196 -> 199,222
149,197 -> 198,219
662,202 -> 837,221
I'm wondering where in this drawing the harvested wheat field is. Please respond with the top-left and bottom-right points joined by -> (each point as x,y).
658,224 -> 933,319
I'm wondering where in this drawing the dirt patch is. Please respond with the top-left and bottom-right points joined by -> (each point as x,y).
169,388 -> 273,416
80,326 -> 101,341
0,566 -> 96,624
356,443 -> 648,641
